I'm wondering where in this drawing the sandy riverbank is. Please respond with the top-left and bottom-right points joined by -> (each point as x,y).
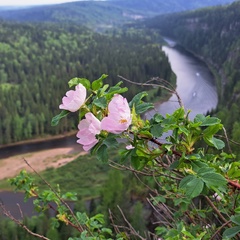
0,144 -> 86,181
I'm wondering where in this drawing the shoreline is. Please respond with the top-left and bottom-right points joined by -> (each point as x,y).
0,131 -> 77,149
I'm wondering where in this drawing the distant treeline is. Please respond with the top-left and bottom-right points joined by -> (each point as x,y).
0,21 -> 174,144
142,1 -> 240,154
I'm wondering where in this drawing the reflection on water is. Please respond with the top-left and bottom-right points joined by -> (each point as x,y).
146,43 -> 218,120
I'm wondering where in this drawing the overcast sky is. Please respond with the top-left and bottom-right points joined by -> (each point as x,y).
0,0 -> 101,6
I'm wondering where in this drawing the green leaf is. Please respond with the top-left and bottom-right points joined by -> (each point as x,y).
203,136 -> 225,149
230,215 -> 240,225
131,156 -> 146,170
180,175 -> 204,198
103,134 -> 118,148
153,195 -> 166,204
62,192 -> 78,201
92,97 -> 107,109
151,124 -> 164,137
68,77 -> 91,89
76,212 -> 89,224
201,172 -> 227,188
185,178 -> 204,198
179,175 -> 195,189
172,107 -> 185,120
96,144 -> 108,162
203,124 -> 223,137
190,161 -> 208,172
194,114 -> 221,126
51,110 -> 69,126
197,167 -> 215,176
136,102 -> 154,114
153,113 -> 164,123
129,91 -> 154,114
92,74 -> 108,91
223,226 -> 240,238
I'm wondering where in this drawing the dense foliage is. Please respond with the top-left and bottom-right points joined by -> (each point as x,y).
142,0 -> 240,155
0,21 -> 174,144
1,76 -> 240,239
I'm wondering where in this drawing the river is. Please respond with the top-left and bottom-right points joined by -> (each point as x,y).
0,40 -> 218,218
146,39 -> 218,119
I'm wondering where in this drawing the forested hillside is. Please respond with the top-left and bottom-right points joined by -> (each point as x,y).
142,0 -> 240,152
0,21 -> 173,145
0,0 -> 236,30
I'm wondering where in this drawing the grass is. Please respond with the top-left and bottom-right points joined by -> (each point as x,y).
0,152 -> 111,200
36,153 -> 111,199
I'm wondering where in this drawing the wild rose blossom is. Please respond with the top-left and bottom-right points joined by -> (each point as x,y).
126,144 -> 135,150
76,112 -> 101,151
59,83 -> 86,112
101,94 -> 131,134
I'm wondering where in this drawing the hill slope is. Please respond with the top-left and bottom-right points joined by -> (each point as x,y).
142,1 -> 240,151
0,0 -> 236,29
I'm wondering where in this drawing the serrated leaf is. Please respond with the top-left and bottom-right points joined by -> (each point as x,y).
195,114 -> 221,126
135,102 -> 154,114
131,156 -> 146,170
180,175 -> 204,198
106,86 -> 128,99
153,195 -> 166,204
211,137 -> 225,150
203,136 -> 225,150
92,97 -> 107,109
151,124 -> 164,137
179,175 -> 196,189
51,110 -> 69,126
103,134 -> 118,148
129,91 -> 154,114
68,77 -> 91,89
96,144 -> 108,162
201,172 -> 227,188
203,124 -> 223,137
153,113 -> 164,123
197,167 -> 215,176
230,215 -> 240,225
185,178 -> 204,198
172,107 -> 185,119
92,74 -> 108,91
222,226 -> 240,238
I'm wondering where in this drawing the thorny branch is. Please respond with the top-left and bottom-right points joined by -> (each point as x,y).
23,158 -> 85,233
0,202 -> 50,240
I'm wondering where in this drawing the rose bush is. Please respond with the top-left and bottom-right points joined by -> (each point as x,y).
59,83 -> 86,112
76,112 -> 101,151
101,94 -> 132,134
4,75 -> 240,240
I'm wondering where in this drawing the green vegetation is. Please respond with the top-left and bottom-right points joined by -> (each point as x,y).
142,0 -> 240,155
0,0 -> 235,30
0,21 -> 174,145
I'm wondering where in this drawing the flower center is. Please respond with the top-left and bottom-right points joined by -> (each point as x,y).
119,118 -> 127,124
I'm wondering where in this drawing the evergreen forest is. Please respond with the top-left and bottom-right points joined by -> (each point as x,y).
0,21 -> 173,144
1,0 -> 240,239
142,0 -> 240,155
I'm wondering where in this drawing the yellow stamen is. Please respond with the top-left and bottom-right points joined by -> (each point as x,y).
119,119 -> 127,124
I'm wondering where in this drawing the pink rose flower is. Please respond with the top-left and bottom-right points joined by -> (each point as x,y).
76,112 -> 101,151
101,94 -> 132,134
59,84 -> 86,112
126,144 -> 135,150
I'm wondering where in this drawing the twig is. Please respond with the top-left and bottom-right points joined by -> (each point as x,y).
117,205 -> 146,240
17,203 -> 24,219
222,126 -> 232,154
23,158 -> 85,233
0,203 -> 50,240
210,221 -> 231,240
205,196 -> 231,228
117,75 -> 183,107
